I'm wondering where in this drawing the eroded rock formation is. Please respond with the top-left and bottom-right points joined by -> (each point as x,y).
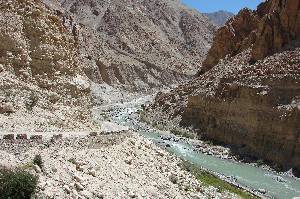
201,9 -> 259,73
202,0 -> 300,73
0,0 -> 95,131
251,0 -> 300,61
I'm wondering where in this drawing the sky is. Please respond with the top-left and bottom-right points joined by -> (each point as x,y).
181,0 -> 264,14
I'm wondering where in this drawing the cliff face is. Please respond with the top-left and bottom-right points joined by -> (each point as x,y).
182,71 -> 300,173
251,0 -> 300,61
201,9 -> 259,73
148,0 -> 300,176
53,0 -> 215,90
0,0 -> 94,131
202,0 -> 300,73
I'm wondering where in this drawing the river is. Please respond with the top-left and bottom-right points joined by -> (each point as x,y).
94,96 -> 300,199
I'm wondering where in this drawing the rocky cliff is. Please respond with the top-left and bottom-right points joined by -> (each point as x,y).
0,0 -> 95,131
202,0 -> 300,73
147,0 -> 300,176
53,0 -> 215,91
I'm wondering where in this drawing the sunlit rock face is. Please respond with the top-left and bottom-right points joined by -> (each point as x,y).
202,0 -> 300,74
0,0 -> 95,131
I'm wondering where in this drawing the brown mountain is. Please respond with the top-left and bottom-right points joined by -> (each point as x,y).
202,0 -> 300,74
52,0 -> 216,91
0,0 -> 215,131
204,10 -> 234,27
147,0 -> 300,176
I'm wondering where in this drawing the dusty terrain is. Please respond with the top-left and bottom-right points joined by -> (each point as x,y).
0,131 -> 237,199
0,0 -> 96,132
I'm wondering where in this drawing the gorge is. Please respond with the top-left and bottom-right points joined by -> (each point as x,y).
0,0 -> 299,198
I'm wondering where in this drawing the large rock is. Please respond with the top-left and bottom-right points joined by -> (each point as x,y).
251,0 -> 300,61
201,9 -> 259,73
0,103 -> 14,114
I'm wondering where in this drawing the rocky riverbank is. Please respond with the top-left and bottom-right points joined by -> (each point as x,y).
0,130 -> 238,199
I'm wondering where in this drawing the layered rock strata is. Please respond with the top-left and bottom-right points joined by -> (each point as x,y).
150,46 -> 300,175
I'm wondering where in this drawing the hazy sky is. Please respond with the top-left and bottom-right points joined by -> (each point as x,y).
181,0 -> 264,13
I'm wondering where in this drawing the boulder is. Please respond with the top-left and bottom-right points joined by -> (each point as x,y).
75,182 -> 84,191
63,185 -> 71,194
0,103 -> 15,114
3,134 -> 14,140
16,134 -> 27,140
33,165 -> 42,173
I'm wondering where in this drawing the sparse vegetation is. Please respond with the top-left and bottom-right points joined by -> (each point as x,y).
33,154 -> 43,169
0,167 -> 38,199
68,158 -> 76,165
256,159 -> 264,167
18,162 -> 34,170
180,161 -> 258,199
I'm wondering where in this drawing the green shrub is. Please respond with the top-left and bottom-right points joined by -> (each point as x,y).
33,154 -> 43,169
180,161 -> 258,199
256,159 -> 264,167
249,59 -> 256,65
0,168 -> 38,199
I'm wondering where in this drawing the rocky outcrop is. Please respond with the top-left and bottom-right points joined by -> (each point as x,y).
182,77 -> 300,174
149,45 -> 300,175
52,0 -> 215,91
0,0 -> 95,131
201,9 -> 259,73
202,0 -> 300,73
251,0 -> 300,61
204,10 -> 234,27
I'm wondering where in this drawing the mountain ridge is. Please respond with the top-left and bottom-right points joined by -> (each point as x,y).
204,10 -> 234,27
54,0 -> 216,91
